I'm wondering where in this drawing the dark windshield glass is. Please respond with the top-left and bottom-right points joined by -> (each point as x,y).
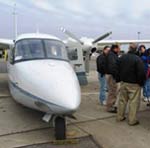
44,40 -> 68,59
15,40 -> 44,61
15,39 -> 68,61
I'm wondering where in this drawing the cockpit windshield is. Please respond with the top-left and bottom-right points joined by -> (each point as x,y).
14,39 -> 68,62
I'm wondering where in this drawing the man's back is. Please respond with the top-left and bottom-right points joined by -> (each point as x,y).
119,52 -> 146,86
105,50 -> 119,81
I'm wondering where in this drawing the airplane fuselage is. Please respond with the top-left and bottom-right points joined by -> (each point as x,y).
7,33 -> 81,116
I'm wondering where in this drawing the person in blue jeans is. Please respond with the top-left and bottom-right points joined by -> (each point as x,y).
143,62 -> 150,102
138,46 -> 150,103
144,48 -> 150,106
96,46 -> 110,105
98,73 -> 107,105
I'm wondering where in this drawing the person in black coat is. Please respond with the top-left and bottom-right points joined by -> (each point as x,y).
117,43 -> 146,126
105,44 -> 120,113
96,46 -> 110,105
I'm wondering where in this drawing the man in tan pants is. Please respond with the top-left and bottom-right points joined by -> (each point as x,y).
106,75 -> 118,111
117,43 -> 146,125
105,44 -> 120,113
117,83 -> 141,125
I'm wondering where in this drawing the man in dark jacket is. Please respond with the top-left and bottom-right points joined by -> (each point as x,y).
117,43 -> 146,126
105,44 -> 120,113
96,46 -> 110,105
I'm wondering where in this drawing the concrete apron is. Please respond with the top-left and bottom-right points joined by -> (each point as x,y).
0,73 -> 150,148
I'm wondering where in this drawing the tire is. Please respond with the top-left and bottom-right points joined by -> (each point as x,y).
55,116 -> 66,140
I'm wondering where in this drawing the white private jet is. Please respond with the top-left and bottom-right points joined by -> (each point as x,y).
1,31 -> 150,141
0,33 -> 81,140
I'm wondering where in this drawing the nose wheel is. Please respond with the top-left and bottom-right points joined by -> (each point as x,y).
55,116 -> 66,140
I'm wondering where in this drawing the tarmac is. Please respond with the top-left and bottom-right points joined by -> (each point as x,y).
0,59 -> 150,148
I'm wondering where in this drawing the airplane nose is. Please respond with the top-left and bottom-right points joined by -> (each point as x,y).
51,68 -> 81,112
46,76 -> 81,114
47,62 -> 81,113
61,85 -> 81,111
18,60 -> 81,114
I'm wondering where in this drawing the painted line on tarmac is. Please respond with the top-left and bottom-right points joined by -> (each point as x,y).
0,95 -> 11,99
0,126 -> 50,137
81,92 -> 99,95
75,113 -> 97,120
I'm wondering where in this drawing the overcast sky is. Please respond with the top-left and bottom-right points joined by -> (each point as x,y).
0,0 -> 150,40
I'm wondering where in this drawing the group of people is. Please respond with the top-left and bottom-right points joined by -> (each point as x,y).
96,43 -> 150,126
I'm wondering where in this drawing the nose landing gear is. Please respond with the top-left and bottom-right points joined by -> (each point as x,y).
55,116 -> 66,140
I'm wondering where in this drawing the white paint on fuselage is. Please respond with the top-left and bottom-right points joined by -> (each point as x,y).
8,33 -> 81,116
8,59 -> 81,114
15,33 -> 60,42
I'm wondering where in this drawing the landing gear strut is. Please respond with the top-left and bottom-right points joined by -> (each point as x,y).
55,116 -> 66,140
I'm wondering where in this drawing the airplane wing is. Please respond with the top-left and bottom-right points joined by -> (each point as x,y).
60,27 -> 84,45
92,32 -> 112,44
97,40 -> 150,46
0,39 -> 14,49
60,27 -> 112,45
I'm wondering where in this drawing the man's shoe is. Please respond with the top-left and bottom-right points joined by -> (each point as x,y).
147,103 -> 150,107
143,97 -> 148,102
107,107 -> 117,113
117,117 -> 126,122
102,100 -> 107,106
129,121 -> 140,126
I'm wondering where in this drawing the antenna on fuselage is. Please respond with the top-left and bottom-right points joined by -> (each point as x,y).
36,24 -> 40,34
12,2 -> 18,40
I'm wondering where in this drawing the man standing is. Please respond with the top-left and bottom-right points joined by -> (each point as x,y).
96,46 -> 110,105
117,43 -> 146,126
137,45 -> 150,102
105,44 -> 120,113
